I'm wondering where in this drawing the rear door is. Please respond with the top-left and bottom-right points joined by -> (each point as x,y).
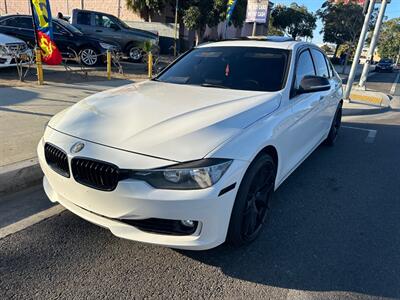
74,11 -> 93,34
310,48 -> 337,133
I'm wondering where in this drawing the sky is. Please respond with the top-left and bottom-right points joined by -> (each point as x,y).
272,0 -> 400,44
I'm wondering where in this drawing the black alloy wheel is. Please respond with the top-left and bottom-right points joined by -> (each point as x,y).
227,153 -> 276,246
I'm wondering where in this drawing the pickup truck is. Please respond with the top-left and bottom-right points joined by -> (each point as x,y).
71,9 -> 159,62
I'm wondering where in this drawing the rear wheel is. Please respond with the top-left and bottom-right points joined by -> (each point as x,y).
325,103 -> 342,146
127,45 -> 143,62
227,153 -> 276,246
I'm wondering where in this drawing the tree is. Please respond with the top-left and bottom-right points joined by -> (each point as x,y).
182,0 -> 246,46
271,3 -> 317,40
378,18 -> 400,61
126,0 -> 166,22
317,0 -> 376,58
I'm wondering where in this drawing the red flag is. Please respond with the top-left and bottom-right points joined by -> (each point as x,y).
31,0 -> 62,65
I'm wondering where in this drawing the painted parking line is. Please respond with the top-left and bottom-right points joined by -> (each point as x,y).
390,72 -> 400,95
0,205 -> 65,240
342,125 -> 378,144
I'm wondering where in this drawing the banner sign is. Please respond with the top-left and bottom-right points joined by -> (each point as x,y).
245,0 -> 269,23
226,0 -> 238,25
31,0 -> 62,65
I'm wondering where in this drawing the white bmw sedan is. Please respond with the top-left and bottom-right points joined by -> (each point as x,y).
38,37 -> 343,250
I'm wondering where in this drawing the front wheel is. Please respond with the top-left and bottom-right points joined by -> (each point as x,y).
227,153 -> 276,246
79,47 -> 99,66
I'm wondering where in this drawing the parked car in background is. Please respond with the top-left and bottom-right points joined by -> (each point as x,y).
0,15 -> 119,66
38,37 -> 343,250
0,33 -> 32,68
375,58 -> 394,72
71,9 -> 159,62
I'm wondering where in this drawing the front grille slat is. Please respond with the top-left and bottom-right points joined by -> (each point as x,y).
44,143 -> 70,177
71,158 -> 119,191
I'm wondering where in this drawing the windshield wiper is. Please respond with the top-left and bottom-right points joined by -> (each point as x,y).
201,83 -> 229,89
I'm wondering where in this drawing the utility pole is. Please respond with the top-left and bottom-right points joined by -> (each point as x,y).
81,0 -> 84,10
252,22 -> 257,37
359,0 -> 389,88
173,0 -> 178,57
344,0 -> 376,101
4,0 -> 7,14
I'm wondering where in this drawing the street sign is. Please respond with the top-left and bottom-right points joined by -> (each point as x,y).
245,0 -> 269,23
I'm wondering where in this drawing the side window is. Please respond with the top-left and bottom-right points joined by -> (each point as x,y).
19,17 -> 34,30
95,14 -> 116,28
0,17 -> 22,27
311,49 -> 330,78
77,12 -> 91,25
326,57 -> 336,78
295,50 -> 315,90
53,23 -> 68,35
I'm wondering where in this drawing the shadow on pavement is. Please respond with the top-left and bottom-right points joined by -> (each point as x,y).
1,122 -> 399,299
181,121 -> 400,298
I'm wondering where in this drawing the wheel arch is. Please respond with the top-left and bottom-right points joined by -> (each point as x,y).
256,145 -> 279,174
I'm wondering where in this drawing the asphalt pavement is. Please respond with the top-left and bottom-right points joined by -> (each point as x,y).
1,71 -> 400,299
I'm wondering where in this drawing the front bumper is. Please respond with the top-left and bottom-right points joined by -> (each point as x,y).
38,127 -> 248,250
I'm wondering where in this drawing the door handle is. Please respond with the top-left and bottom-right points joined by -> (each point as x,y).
96,30 -> 102,32
319,95 -> 324,101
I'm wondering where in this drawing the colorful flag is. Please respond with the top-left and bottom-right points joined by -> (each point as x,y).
31,0 -> 62,65
226,0 -> 239,25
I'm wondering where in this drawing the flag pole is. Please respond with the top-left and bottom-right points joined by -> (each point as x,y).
29,0 -> 44,85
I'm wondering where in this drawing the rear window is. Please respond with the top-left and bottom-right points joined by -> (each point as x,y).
76,12 -> 91,25
156,46 -> 289,92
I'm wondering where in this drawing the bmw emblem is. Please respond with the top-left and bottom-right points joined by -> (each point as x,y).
71,142 -> 85,154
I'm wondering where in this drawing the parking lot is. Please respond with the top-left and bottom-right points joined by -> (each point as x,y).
1,88 -> 400,298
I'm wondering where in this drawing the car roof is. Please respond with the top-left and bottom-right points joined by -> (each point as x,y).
72,8 -> 114,17
197,37 -> 314,51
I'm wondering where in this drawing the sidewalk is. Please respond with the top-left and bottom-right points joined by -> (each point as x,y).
0,79 -> 136,167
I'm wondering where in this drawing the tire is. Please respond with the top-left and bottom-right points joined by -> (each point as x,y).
324,102 -> 342,146
227,153 -> 276,247
79,47 -> 99,67
127,45 -> 143,62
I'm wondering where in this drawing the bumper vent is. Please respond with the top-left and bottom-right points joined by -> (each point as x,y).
71,158 -> 120,191
44,143 -> 70,177
120,218 -> 198,236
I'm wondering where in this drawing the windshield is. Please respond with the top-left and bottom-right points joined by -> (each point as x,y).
156,46 -> 290,92
55,19 -> 83,35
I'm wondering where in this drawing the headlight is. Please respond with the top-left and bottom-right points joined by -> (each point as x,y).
130,159 -> 232,190
99,42 -> 117,50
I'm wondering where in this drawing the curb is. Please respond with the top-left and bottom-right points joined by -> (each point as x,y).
349,90 -> 390,107
0,158 -> 42,197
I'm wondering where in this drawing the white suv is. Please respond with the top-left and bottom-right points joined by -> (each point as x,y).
38,37 -> 343,250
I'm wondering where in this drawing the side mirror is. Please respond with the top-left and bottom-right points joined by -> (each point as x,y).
110,24 -> 120,31
298,75 -> 330,94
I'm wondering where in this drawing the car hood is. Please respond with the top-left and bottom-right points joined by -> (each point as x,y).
49,81 -> 281,162
0,33 -> 25,45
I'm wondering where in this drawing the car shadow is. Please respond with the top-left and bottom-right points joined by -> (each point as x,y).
178,121 -> 400,299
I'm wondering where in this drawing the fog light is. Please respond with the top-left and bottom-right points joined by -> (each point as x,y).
180,220 -> 195,227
